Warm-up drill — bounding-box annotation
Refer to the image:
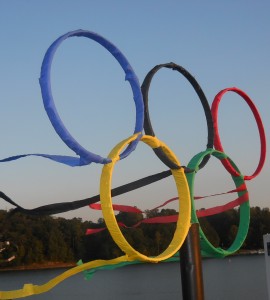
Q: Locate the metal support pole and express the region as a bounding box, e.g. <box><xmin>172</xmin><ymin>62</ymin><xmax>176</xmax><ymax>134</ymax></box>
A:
<box><xmin>180</xmin><ymin>223</ymin><xmax>204</xmax><ymax>300</ymax></box>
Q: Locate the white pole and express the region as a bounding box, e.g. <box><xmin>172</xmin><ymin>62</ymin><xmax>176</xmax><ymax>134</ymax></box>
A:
<box><xmin>263</xmin><ymin>234</ymin><xmax>270</xmax><ymax>299</ymax></box>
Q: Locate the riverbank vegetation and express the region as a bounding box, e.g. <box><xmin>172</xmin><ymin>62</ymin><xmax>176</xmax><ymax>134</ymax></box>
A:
<box><xmin>0</xmin><ymin>206</ymin><xmax>269</xmax><ymax>268</ymax></box>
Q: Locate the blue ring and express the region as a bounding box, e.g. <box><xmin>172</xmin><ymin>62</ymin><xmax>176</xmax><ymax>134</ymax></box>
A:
<box><xmin>39</xmin><ymin>29</ymin><xmax>144</xmax><ymax>164</ymax></box>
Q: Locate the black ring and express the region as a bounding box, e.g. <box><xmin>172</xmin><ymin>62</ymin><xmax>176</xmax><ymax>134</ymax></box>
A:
<box><xmin>141</xmin><ymin>62</ymin><xmax>214</xmax><ymax>170</ymax></box>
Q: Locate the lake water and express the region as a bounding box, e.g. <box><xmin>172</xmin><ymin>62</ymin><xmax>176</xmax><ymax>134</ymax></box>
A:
<box><xmin>0</xmin><ymin>254</ymin><xmax>268</xmax><ymax>300</ymax></box>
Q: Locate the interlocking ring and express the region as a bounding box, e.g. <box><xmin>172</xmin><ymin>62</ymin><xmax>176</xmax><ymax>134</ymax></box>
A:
<box><xmin>186</xmin><ymin>148</ymin><xmax>250</xmax><ymax>257</ymax></box>
<box><xmin>211</xmin><ymin>87</ymin><xmax>266</xmax><ymax>180</ymax></box>
<box><xmin>141</xmin><ymin>62</ymin><xmax>214</xmax><ymax>170</ymax></box>
<box><xmin>39</xmin><ymin>29</ymin><xmax>144</xmax><ymax>165</ymax></box>
<box><xmin>100</xmin><ymin>134</ymin><xmax>191</xmax><ymax>262</ymax></box>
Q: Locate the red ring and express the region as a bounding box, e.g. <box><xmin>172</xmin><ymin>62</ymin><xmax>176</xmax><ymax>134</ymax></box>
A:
<box><xmin>211</xmin><ymin>87</ymin><xmax>266</xmax><ymax>180</ymax></box>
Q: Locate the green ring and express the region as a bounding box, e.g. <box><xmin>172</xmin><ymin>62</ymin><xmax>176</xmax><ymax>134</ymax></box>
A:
<box><xmin>186</xmin><ymin>148</ymin><xmax>250</xmax><ymax>258</ymax></box>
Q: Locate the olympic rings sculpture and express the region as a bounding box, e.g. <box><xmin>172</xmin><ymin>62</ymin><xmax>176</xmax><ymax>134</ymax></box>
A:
<box><xmin>0</xmin><ymin>29</ymin><xmax>267</xmax><ymax>299</ymax></box>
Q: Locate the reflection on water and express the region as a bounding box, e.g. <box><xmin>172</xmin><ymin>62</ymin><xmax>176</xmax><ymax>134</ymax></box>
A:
<box><xmin>0</xmin><ymin>254</ymin><xmax>268</xmax><ymax>300</ymax></box>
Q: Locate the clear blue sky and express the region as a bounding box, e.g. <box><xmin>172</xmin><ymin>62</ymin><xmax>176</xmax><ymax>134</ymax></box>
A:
<box><xmin>0</xmin><ymin>1</ymin><xmax>269</xmax><ymax>222</ymax></box>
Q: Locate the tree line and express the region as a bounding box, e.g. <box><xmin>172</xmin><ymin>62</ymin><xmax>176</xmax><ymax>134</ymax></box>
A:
<box><xmin>0</xmin><ymin>206</ymin><xmax>269</xmax><ymax>267</ymax></box>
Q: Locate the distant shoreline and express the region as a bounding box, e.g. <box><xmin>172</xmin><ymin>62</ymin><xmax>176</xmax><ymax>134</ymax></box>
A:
<box><xmin>235</xmin><ymin>249</ymin><xmax>264</xmax><ymax>256</ymax></box>
<box><xmin>0</xmin><ymin>249</ymin><xmax>264</xmax><ymax>272</ymax></box>
<box><xmin>0</xmin><ymin>261</ymin><xmax>77</xmax><ymax>272</ymax></box>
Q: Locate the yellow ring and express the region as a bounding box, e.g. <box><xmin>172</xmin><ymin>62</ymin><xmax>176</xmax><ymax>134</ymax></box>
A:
<box><xmin>100</xmin><ymin>134</ymin><xmax>191</xmax><ymax>263</ymax></box>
